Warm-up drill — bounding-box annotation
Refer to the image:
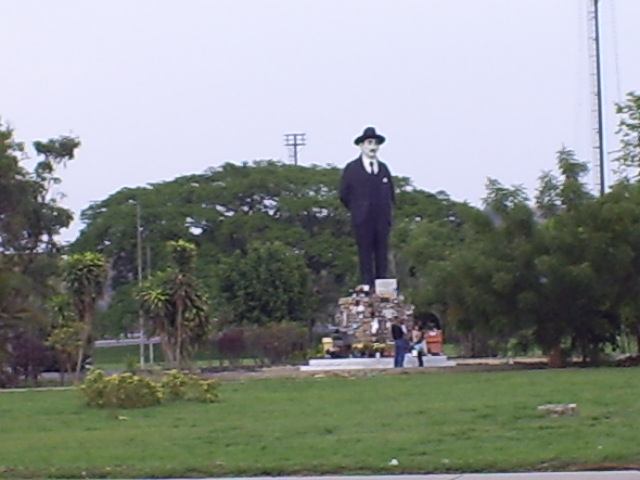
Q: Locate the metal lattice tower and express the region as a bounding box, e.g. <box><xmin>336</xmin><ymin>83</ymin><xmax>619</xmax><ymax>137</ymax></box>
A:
<box><xmin>587</xmin><ymin>0</ymin><xmax>606</xmax><ymax>195</ymax></box>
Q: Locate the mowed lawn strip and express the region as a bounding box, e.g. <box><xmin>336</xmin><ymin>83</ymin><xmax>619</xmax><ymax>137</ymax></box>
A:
<box><xmin>1</xmin><ymin>368</ymin><xmax>639</xmax><ymax>478</ymax></box>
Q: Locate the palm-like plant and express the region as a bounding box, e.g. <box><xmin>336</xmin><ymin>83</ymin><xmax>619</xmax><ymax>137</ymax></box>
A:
<box><xmin>170</xmin><ymin>240</ymin><xmax>195</xmax><ymax>367</ymax></box>
<box><xmin>137</xmin><ymin>240</ymin><xmax>210</xmax><ymax>368</ymax></box>
<box><xmin>45</xmin><ymin>294</ymin><xmax>81</xmax><ymax>384</ymax></box>
<box><xmin>62</xmin><ymin>252</ymin><xmax>107</xmax><ymax>379</ymax></box>
<box><xmin>138</xmin><ymin>280</ymin><xmax>174</xmax><ymax>363</ymax></box>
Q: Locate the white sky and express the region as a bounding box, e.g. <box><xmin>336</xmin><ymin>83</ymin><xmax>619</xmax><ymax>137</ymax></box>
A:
<box><xmin>3</xmin><ymin>0</ymin><xmax>639</xmax><ymax>241</ymax></box>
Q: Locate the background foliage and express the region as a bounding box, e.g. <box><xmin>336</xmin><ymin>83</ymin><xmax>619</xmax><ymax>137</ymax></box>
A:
<box><xmin>3</xmin><ymin>91</ymin><xmax>640</xmax><ymax>377</ymax></box>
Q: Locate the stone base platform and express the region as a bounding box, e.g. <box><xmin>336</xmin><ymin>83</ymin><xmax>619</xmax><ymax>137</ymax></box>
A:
<box><xmin>300</xmin><ymin>354</ymin><xmax>456</xmax><ymax>371</ymax></box>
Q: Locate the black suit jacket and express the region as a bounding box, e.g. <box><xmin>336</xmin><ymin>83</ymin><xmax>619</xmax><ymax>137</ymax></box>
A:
<box><xmin>339</xmin><ymin>156</ymin><xmax>395</xmax><ymax>226</ymax></box>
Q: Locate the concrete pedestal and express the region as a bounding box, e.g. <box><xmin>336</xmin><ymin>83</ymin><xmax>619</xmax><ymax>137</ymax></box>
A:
<box><xmin>300</xmin><ymin>354</ymin><xmax>456</xmax><ymax>371</ymax></box>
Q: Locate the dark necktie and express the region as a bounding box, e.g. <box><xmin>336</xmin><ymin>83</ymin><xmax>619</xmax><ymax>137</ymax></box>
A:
<box><xmin>369</xmin><ymin>161</ymin><xmax>375</xmax><ymax>174</ymax></box>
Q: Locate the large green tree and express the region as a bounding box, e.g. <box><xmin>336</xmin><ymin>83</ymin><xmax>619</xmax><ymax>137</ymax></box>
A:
<box><xmin>0</xmin><ymin>122</ymin><xmax>79</xmax><ymax>258</ymax></box>
<box><xmin>73</xmin><ymin>160</ymin><xmax>456</xmax><ymax>335</ymax></box>
<box><xmin>0</xmin><ymin>119</ymin><xmax>80</xmax><ymax>378</ymax></box>
<box><xmin>609</xmin><ymin>91</ymin><xmax>640</xmax><ymax>351</ymax></box>
<box><xmin>613</xmin><ymin>91</ymin><xmax>640</xmax><ymax>178</ymax></box>
<box><xmin>396</xmin><ymin>147</ymin><xmax>628</xmax><ymax>364</ymax></box>
<box><xmin>595</xmin><ymin>181</ymin><xmax>640</xmax><ymax>353</ymax></box>
<box><xmin>393</xmin><ymin>179</ymin><xmax>534</xmax><ymax>356</ymax></box>
<box><xmin>218</xmin><ymin>241</ymin><xmax>311</xmax><ymax>327</ymax></box>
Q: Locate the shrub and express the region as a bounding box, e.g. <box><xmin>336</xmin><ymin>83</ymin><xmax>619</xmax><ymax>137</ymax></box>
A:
<box><xmin>215</xmin><ymin>327</ymin><xmax>246</xmax><ymax>364</ymax></box>
<box><xmin>8</xmin><ymin>331</ymin><xmax>52</xmax><ymax>381</ymax></box>
<box><xmin>213</xmin><ymin>323</ymin><xmax>310</xmax><ymax>366</ymax></box>
<box><xmin>256</xmin><ymin>322</ymin><xmax>309</xmax><ymax>364</ymax></box>
<box><xmin>0</xmin><ymin>369</ymin><xmax>18</xmax><ymax>388</ymax></box>
<box><xmin>79</xmin><ymin>369</ymin><xmax>219</xmax><ymax>409</ymax></box>
<box><xmin>80</xmin><ymin>369</ymin><xmax>162</xmax><ymax>409</ymax></box>
<box><xmin>160</xmin><ymin>369</ymin><xmax>219</xmax><ymax>403</ymax></box>
<box><xmin>45</xmin><ymin>325</ymin><xmax>81</xmax><ymax>375</ymax></box>
<box><xmin>123</xmin><ymin>355</ymin><xmax>138</xmax><ymax>374</ymax></box>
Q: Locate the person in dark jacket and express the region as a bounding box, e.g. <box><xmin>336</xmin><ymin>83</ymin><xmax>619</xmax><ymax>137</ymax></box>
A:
<box><xmin>391</xmin><ymin>316</ymin><xmax>407</xmax><ymax>368</ymax></box>
<box><xmin>339</xmin><ymin>126</ymin><xmax>395</xmax><ymax>288</ymax></box>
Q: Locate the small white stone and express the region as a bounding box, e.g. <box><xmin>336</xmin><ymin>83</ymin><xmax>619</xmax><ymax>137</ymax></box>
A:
<box><xmin>389</xmin><ymin>458</ymin><xmax>399</xmax><ymax>466</ymax></box>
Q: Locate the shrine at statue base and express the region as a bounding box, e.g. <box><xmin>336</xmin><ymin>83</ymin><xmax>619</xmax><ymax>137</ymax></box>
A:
<box><xmin>300</xmin><ymin>280</ymin><xmax>456</xmax><ymax>371</ymax></box>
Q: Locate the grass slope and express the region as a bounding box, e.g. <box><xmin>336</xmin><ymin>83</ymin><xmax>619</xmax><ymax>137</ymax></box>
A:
<box><xmin>1</xmin><ymin>368</ymin><xmax>639</xmax><ymax>478</ymax></box>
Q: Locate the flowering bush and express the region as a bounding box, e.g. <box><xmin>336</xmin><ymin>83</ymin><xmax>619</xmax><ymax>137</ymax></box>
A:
<box><xmin>80</xmin><ymin>369</ymin><xmax>163</xmax><ymax>409</ymax></box>
<box><xmin>350</xmin><ymin>342</ymin><xmax>389</xmax><ymax>357</ymax></box>
<box><xmin>79</xmin><ymin>368</ymin><xmax>219</xmax><ymax>409</ymax></box>
<box><xmin>160</xmin><ymin>369</ymin><xmax>219</xmax><ymax>403</ymax></box>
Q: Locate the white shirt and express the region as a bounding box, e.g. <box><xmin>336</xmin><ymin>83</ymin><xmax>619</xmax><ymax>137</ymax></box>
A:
<box><xmin>361</xmin><ymin>156</ymin><xmax>379</xmax><ymax>174</ymax></box>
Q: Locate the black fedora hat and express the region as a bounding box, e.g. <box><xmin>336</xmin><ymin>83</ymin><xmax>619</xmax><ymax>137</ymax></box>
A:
<box><xmin>354</xmin><ymin>126</ymin><xmax>386</xmax><ymax>146</ymax></box>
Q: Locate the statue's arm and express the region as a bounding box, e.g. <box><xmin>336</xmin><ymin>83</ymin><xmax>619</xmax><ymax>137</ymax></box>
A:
<box><xmin>339</xmin><ymin>166</ymin><xmax>351</xmax><ymax>209</ymax></box>
<box><xmin>383</xmin><ymin>163</ymin><xmax>396</xmax><ymax>206</ymax></box>
<box><xmin>390</xmin><ymin>173</ymin><xmax>396</xmax><ymax>206</ymax></box>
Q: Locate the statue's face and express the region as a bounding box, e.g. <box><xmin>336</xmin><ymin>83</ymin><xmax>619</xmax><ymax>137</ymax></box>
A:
<box><xmin>359</xmin><ymin>138</ymin><xmax>379</xmax><ymax>159</ymax></box>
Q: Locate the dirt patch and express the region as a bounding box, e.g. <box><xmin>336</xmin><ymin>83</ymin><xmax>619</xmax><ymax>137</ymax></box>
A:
<box><xmin>199</xmin><ymin>358</ymin><xmax>550</xmax><ymax>381</ymax></box>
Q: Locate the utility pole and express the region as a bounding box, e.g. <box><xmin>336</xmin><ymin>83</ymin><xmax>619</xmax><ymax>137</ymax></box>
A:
<box><xmin>284</xmin><ymin>133</ymin><xmax>306</xmax><ymax>165</ymax></box>
<box><xmin>588</xmin><ymin>0</ymin><xmax>606</xmax><ymax>196</ymax></box>
<box><xmin>145</xmin><ymin>243</ymin><xmax>154</xmax><ymax>365</ymax></box>
<box><xmin>135</xmin><ymin>201</ymin><xmax>145</xmax><ymax>369</ymax></box>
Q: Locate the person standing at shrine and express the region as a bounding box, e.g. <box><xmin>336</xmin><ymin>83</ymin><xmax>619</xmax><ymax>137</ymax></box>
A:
<box><xmin>391</xmin><ymin>316</ymin><xmax>407</xmax><ymax>368</ymax></box>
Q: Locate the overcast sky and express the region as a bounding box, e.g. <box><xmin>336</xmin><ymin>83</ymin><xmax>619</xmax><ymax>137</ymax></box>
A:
<box><xmin>3</xmin><ymin>0</ymin><xmax>639</xmax><ymax>241</ymax></box>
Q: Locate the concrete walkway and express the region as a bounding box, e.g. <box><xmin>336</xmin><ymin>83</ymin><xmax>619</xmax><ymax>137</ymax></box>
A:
<box><xmin>188</xmin><ymin>474</ymin><xmax>640</xmax><ymax>480</ymax></box>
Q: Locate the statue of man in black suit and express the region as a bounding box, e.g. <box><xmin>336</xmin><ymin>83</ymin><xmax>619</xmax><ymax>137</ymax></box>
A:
<box><xmin>339</xmin><ymin>126</ymin><xmax>395</xmax><ymax>288</ymax></box>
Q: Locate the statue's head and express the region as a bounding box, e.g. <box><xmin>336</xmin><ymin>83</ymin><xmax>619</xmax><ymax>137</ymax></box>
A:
<box><xmin>354</xmin><ymin>126</ymin><xmax>385</xmax><ymax>160</ymax></box>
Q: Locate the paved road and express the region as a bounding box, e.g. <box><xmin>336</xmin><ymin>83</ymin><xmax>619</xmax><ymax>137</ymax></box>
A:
<box><xmin>183</xmin><ymin>474</ymin><xmax>640</xmax><ymax>480</ymax></box>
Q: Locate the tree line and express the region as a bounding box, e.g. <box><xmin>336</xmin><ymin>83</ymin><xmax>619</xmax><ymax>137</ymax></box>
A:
<box><xmin>2</xmin><ymin>92</ymin><xmax>640</xmax><ymax>381</ymax></box>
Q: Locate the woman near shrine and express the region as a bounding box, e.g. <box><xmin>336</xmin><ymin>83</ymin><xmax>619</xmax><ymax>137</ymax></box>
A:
<box><xmin>411</xmin><ymin>324</ymin><xmax>425</xmax><ymax>367</ymax></box>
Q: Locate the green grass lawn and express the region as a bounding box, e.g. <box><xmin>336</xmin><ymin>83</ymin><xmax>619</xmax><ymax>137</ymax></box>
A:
<box><xmin>1</xmin><ymin>367</ymin><xmax>639</xmax><ymax>478</ymax></box>
<box><xmin>92</xmin><ymin>344</ymin><xmax>163</xmax><ymax>371</ymax></box>
<box><xmin>91</xmin><ymin>344</ymin><xmax>257</xmax><ymax>372</ymax></box>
